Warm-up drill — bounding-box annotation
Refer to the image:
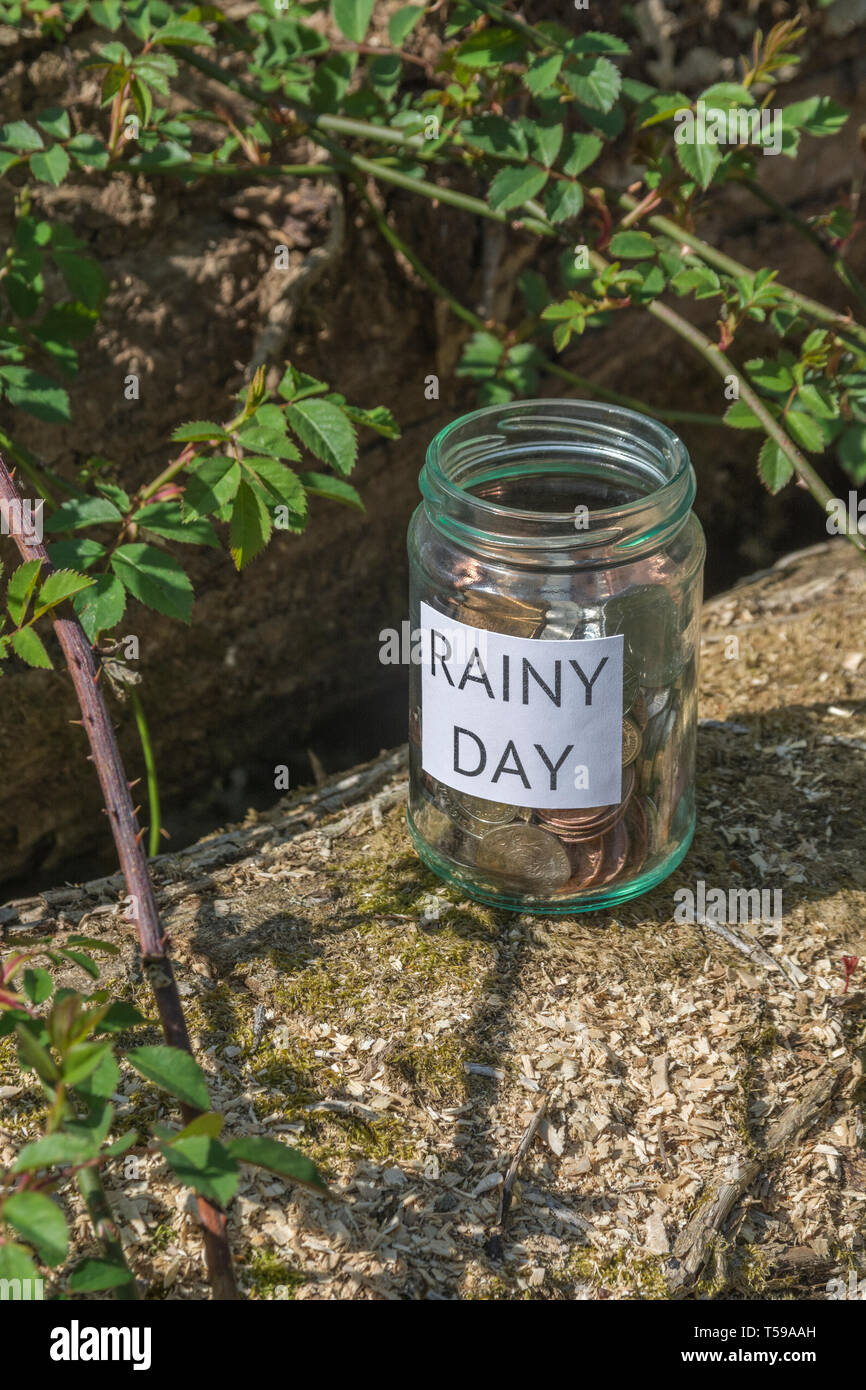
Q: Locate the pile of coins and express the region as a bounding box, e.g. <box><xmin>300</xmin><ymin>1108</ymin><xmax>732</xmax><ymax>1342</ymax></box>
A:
<box><xmin>411</xmin><ymin>583</ymin><xmax>695</xmax><ymax>901</ymax></box>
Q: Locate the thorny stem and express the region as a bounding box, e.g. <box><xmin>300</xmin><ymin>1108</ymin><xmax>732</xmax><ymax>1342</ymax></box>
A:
<box><xmin>0</xmin><ymin>451</ymin><xmax>239</xmax><ymax>1300</ymax></box>
<box><xmin>739</xmin><ymin>178</ymin><xmax>866</xmax><ymax>314</ymax></box>
<box><xmin>129</xmin><ymin>687</ymin><xmax>162</xmax><ymax>859</ymax></box>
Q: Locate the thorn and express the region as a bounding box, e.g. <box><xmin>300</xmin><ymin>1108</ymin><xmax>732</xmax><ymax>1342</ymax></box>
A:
<box><xmin>68</xmin><ymin>719</ymin><xmax>84</xmax><ymax>726</ymax></box>
<box><xmin>128</xmin><ymin>778</ymin><xmax>142</xmax><ymax>790</ymax></box>
<box><xmin>92</xmin><ymin>666</ymin><xmax>103</xmax><ymax>683</ymax></box>
<box><xmin>132</xmin><ymin>804</ymin><xmax>142</xmax><ymax>817</ymax></box>
<box><xmin>159</xmin><ymin>827</ymin><xmax>171</xmax><ymax>840</ymax></box>
<box><xmin>134</xmin><ymin>827</ymin><xmax>146</xmax><ymax>844</ymax></box>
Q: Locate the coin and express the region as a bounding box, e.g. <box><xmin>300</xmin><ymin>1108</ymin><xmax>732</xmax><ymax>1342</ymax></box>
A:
<box><xmin>458</xmin><ymin>589</ymin><xmax>545</xmax><ymax>637</ymax></box>
<box><xmin>622</xmin><ymin>658</ymin><xmax>639</xmax><ymax>713</ymax></box>
<box><xmin>625</xmin><ymin>796</ymin><xmax>648</xmax><ymax>874</ymax></box>
<box><xmin>442</xmin><ymin>787</ymin><xmax>517</xmax><ymax>835</ymax></box>
<box><xmin>412</xmin><ymin>798</ymin><xmax>453</xmax><ymax>850</ymax></box>
<box><xmin>537</xmin><ymin>600</ymin><xmax>582</xmax><ymax>640</ymax></box>
<box><xmin>595</xmin><ymin>817</ymin><xmax>630</xmax><ymax>886</ymax></box>
<box><xmin>563</xmin><ymin>834</ymin><xmax>606</xmax><ymax>890</ymax></box>
<box><xmin>622</xmin><ymin>716</ymin><xmax>642</xmax><ymax>768</ymax></box>
<box><xmin>476</xmin><ymin>824</ymin><xmax>572</xmax><ymax>892</ymax></box>
<box><xmin>535</xmin><ymin>766</ymin><xmax>635</xmax><ymax>842</ymax></box>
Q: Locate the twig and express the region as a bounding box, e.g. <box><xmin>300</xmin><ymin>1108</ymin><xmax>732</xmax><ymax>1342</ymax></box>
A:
<box><xmin>694</xmin><ymin>911</ymin><xmax>799</xmax><ymax>987</ymax></box>
<box><xmin>495</xmin><ymin>1091</ymin><xmax>549</xmax><ymax>1227</ymax></box>
<box><xmin>0</xmin><ymin>452</ymin><xmax>239</xmax><ymax>1301</ymax></box>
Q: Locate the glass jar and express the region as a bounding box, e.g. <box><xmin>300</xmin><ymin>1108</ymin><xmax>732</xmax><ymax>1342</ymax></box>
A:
<box><xmin>407</xmin><ymin>399</ymin><xmax>705</xmax><ymax>914</ymax></box>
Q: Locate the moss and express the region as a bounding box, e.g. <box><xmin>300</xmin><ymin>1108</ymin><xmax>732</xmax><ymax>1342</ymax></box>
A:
<box><xmin>244</xmin><ymin>1249</ymin><xmax>306</xmax><ymax>1301</ymax></box>
<box><xmin>561</xmin><ymin>1246</ymin><xmax>671</xmax><ymax>1300</ymax></box>
<box><xmin>388</xmin><ymin>1035</ymin><xmax>467</xmax><ymax>1105</ymax></box>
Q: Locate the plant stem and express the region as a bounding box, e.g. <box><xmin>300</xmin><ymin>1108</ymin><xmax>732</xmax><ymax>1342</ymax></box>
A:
<box><xmin>617</xmin><ymin>192</ymin><xmax>866</xmax><ymax>352</ymax></box>
<box><xmin>129</xmin><ymin>688</ymin><xmax>162</xmax><ymax>859</ymax></box>
<box><xmin>0</xmin><ymin>451</ymin><xmax>239</xmax><ymax>1300</ymax></box>
<box><xmin>0</xmin><ymin>431</ymin><xmax>62</xmax><ymax>509</ymax></box>
<box><xmin>76</xmin><ymin>1164</ymin><xmax>139</xmax><ymax>1299</ymax></box>
<box><xmin>739</xmin><ymin>177</ymin><xmax>866</xmax><ymax>314</ymax></box>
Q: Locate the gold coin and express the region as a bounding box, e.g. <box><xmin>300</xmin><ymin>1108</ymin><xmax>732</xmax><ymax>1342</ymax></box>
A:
<box><xmin>622</xmin><ymin>716</ymin><xmax>642</xmax><ymax>768</ymax></box>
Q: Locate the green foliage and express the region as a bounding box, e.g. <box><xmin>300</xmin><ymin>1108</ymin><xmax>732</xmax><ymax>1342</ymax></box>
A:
<box><xmin>0</xmin><ymin>937</ymin><xmax>327</xmax><ymax>1297</ymax></box>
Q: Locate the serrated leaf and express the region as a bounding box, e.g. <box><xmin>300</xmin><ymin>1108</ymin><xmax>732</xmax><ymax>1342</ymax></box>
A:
<box><xmin>33</xmin><ymin>569</ymin><xmax>95</xmax><ymax>619</ymax></box>
<box><xmin>133</xmin><ymin>502</ymin><xmax>220</xmax><ymax>547</ymax></box>
<box><xmin>561</xmin><ymin>56</ymin><xmax>621</xmax><ymax>113</ymax></box>
<box><xmin>4</xmin><ymin>1191</ymin><xmax>68</xmax><ymax>1267</ymax></box>
<box><xmin>13</xmin><ymin>1130</ymin><xmax>102</xmax><ymax>1173</ymax></box>
<box><xmin>22</xmin><ymin>967</ymin><xmax>53</xmax><ymax>1006</ymax></box>
<box><xmin>0</xmin><ymin>121</ymin><xmax>43</xmax><ymax>152</ymax></box>
<box><xmin>299</xmin><ymin>471</ymin><xmax>364</xmax><ymax>511</ymax></box>
<box><xmin>758</xmin><ymin>437</ymin><xmax>794</xmax><ymax>493</ymax></box>
<box><xmin>0</xmin><ymin>366</ymin><xmax>70</xmax><ymax>423</ymax></box>
<box><xmin>523</xmin><ymin>52</ymin><xmax>563</xmax><ymax>96</ymax></box>
<box><xmin>487</xmin><ymin>163</ymin><xmax>549</xmax><ymax>212</ymax></box>
<box><xmin>170</xmin><ymin>419</ymin><xmax>229</xmax><ymax>443</ymax></box>
<box><xmin>51</xmin><ymin>250</ymin><xmax>108</xmax><ymax>310</ymax></box>
<box><xmin>58</xmin><ymin>948</ymin><xmax>100</xmax><ymax>979</ymax></box>
<box><xmin>566</xmin><ymin>32</ymin><xmax>629</xmax><ymax>55</ymax></box>
<box><xmin>183</xmin><ymin>455</ymin><xmax>241</xmax><ymax>521</ymax></box>
<box><xmin>73</xmin><ymin>574</ymin><xmax>126</xmax><ymax>641</ymax></box>
<box><xmin>37</xmin><ymin>108</ymin><xmax>71</xmax><ymax>139</ymax></box>
<box><xmin>332</xmin><ymin>0</ymin><xmax>375</xmax><ymax>42</ymax></box>
<box><xmin>455</xmin><ymin>26</ymin><xmax>524</xmax><ymax>69</ymax></box>
<box><xmin>544</xmin><ymin>179</ymin><xmax>583</xmax><ymax>224</ymax></box>
<box><xmin>126</xmin><ymin>1044</ymin><xmax>211</xmax><ymax>1110</ymax></box>
<box><xmin>159</xmin><ymin>1135</ymin><xmax>239</xmax><ymax>1206</ymax></box>
<box><xmin>73</xmin><ymin>1047</ymin><xmax>120</xmax><ymax>1099</ymax></box>
<box><xmin>6</xmin><ymin>559</ymin><xmax>43</xmax><ymax>625</ymax></box>
<box><xmin>675</xmin><ymin>133</ymin><xmax>721</xmax><ymax>189</ymax></box>
<box><xmin>68</xmin><ymin>1257</ymin><xmax>135</xmax><ymax>1292</ymax></box>
<box><xmin>95</xmin><ymin>1000</ymin><xmax>147</xmax><ymax>1033</ymax></box>
<box><xmin>111</xmin><ymin>544</ymin><xmax>193</xmax><ymax>622</ymax></box>
<box><xmin>560</xmin><ymin>131</ymin><xmax>602</xmax><ymax>177</ymax></box>
<box><xmin>460</xmin><ymin>115</ymin><xmax>527</xmax><ymax>159</ymax></box>
<box><xmin>44</xmin><ymin>496</ymin><xmax>122</xmax><ymax>533</ymax></box>
<box><xmin>15</xmin><ymin>1022</ymin><xmax>60</xmax><ymax>1082</ymax></box>
<box><xmin>10</xmin><ymin>627</ymin><xmax>52</xmax><ymax>670</ymax></box>
<box><xmin>229</xmin><ymin>478</ymin><xmax>271</xmax><ymax>571</ymax></box>
<box><xmin>608</xmin><ymin>231</ymin><xmax>656</xmax><ymax>259</ymax></box>
<box><xmin>724</xmin><ymin>401</ymin><xmax>765</xmax><ymax>430</ymax></box>
<box><xmin>151</xmin><ymin>17</ymin><xmax>215</xmax><ymax>46</ymax></box>
<box><xmin>785</xmin><ymin>410</ymin><xmax>825</xmax><ymax>453</ymax></box>
<box><xmin>67</xmin><ymin>132</ymin><xmax>110</xmax><ymax>169</ymax></box>
<box><xmin>782</xmin><ymin>96</ymin><xmax>848</xmax><ymax>137</ymax></box>
<box><xmin>285</xmin><ymin>399</ymin><xmax>357</xmax><ymax>475</ymax></box>
<box><xmin>388</xmin><ymin>4</ymin><xmax>423</xmax><ymax>46</ymax></box>
<box><xmin>244</xmin><ymin>459</ymin><xmax>307</xmax><ymax>513</ymax></box>
<box><xmin>226</xmin><ymin>1134</ymin><xmax>327</xmax><ymax>1192</ymax></box>
<box><xmin>30</xmin><ymin>144</ymin><xmax>70</xmax><ymax>186</ymax></box>
<box><xmin>62</xmin><ymin>1041</ymin><xmax>112</xmax><ymax>1087</ymax></box>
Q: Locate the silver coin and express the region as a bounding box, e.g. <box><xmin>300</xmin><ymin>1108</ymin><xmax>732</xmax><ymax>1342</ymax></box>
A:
<box><xmin>476</xmin><ymin>824</ymin><xmax>572</xmax><ymax>892</ymax></box>
<box><xmin>443</xmin><ymin>787</ymin><xmax>517</xmax><ymax>835</ymax></box>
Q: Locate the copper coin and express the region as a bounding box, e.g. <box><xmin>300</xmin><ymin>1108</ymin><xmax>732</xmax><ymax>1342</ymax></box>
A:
<box><xmin>536</xmin><ymin>766</ymin><xmax>636</xmax><ymax>841</ymax></box>
<box><xmin>622</xmin><ymin>716</ymin><xmax>642</xmax><ymax>768</ymax></box>
<box><xmin>562</xmin><ymin>834</ymin><xmax>607</xmax><ymax>890</ymax></box>
<box><xmin>595</xmin><ymin>817</ymin><xmax>631</xmax><ymax>886</ymax></box>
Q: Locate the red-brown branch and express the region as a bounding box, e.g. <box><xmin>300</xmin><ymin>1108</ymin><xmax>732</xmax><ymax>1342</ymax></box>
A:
<box><xmin>0</xmin><ymin>453</ymin><xmax>238</xmax><ymax>1300</ymax></box>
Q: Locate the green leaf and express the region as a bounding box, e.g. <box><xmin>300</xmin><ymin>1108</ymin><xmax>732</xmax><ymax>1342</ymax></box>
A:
<box><xmin>6</xmin><ymin>559</ymin><xmax>43</xmax><ymax>625</ymax></box>
<box><xmin>30</xmin><ymin>144</ymin><xmax>71</xmax><ymax>186</ymax></box>
<box><xmin>183</xmin><ymin>455</ymin><xmax>241</xmax><ymax>520</ymax></box>
<box><xmin>561</xmin><ymin>56</ymin><xmax>622</xmax><ymax>113</ymax></box>
<box><xmin>0</xmin><ymin>121</ymin><xmax>43</xmax><ymax>152</ymax></box>
<box><xmin>566</xmin><ymin>32</ymin><xmax>629</xmax><ymax>55</ymax></box>
<box><xmin>743</xmin><ymin>356</ymin><xmax>794</xmax><ymax>393</ymax></box>
<box><xmin>285</xmin><ymin>399</ymin><xmax>358</xmax><ymax>475</ymax></box>
<box><xmin>460</xmin><ymin>115</ymin><xmax>527</xmax><ymax>159</ymax></box>
<box><xmin>4</xmin><ymin>1192</ymin><xmax>67</xmax><ymax>1267</ymax></box>
<box><xmin>544</xmin><ymin>179</ymin><xmax>583</xmax><ymax>224</ymax></box>
<box><xmin>73</xmin><ymin>573</ymin><xmax>126</xmax><ymax>641</ymax></box>
<box><xmin>797</xmin><ymin>383</ymin><xmax>839</xmax><ymax>420</ymax></box>
<box><xmin>635</xmin><ymin>90</ymin><xmax>691</xmax><ymax>128</ymax></box>
<box><xmin>51</xmin><ymin>250</ymin><xmax>108</xmax><ymax>309</ymax></box>
<box><xmin>758</xmin><ymin>437</ymin><xmax>794</xmax><ymax>493</ymax></box>
<box><xmin>37</xmin><ymin>108</ymin><xmax>71</xmax><ymax>139</ymax></box>
<box><xmin>171</xmin><ymin>1112</ymin><xmax>224</xmax><ymax>1141</ymax></box>
<box><xmin>785</xmin><ymin>410</ymin><xmax>824</xmax><ymax>453</ymax></box>
<box><xmin>21</xmin><ymin>967</ymin><xmax>53</xmax><ymax>1006</ymax></box>
<box><xmin>523</xmin><ymin>118</ymin><xmax>563</xmax><ymax>168</ymax></box>
<box><xmin>159</xmin><ymin>1135</ymin><xmax>239</xmax><ymax>1207</ymax></box>
<box><xmin>332</xmin><ymin>0</ymin><xmax>375</xmax><ymax>42</ymax></box>
<box><xmin>388</xmin><ymin>5</ymin><xmax>423</xmax><ymax>46</ymax></box>
<box><xmin>73</xmin><ymin>1047</ymin><xmax>120</xmax><ymax>1099</ymax></box>
<box><xmin>67</xmin><ymin>132</ymin><xmax>110</xmax><ymax>169</ymax></box>
<box><xmin>44</xmin><ymin>496</ymin><xmax>123</xmax><ymax>533</ymax></box>
<box><xmin>95</xmin><ymin>1000</ymin><xmax>147</xmax><ymax>1033</ymax></box>
<box><xmin>699</xmin><ymin>83</ymin><xmax>754</xmax><ymax>109</ymax></box>
<box><xmin>151</xmin><ymin>17</ymin><xmax>215</xmax><ymax>46</ymax></box>
<box><xmin>58</xmin><ymin>948</ymin><xmax>100</xmax><ymax>979</ymax></box>
<box><xmin>111</xmin><ymin>544</ymin><xmax>193</xmax><ymax>622</ymax></box>
<box><xmin>300</xmin><ymin>472</ymin><xmax>364</xmax><ymax>511</ymax></box>
<box><xmin>126</xmin><ymin>1044</ymin><xmax>211</xmax><ymax>1110</ymax></box>
<box><xmin>669</xmin><ymin>265</ymin><xmax>722</xmax><ymax>298</ymax></box>
<box><xmin>608</xmin><ymin>231</ymin><xmax>656</xmax><ymax>259</ymax></box>
<box><xmin>68</xmin><ymin>1258</ymin><xmax>134</xmax><ymax>1292</ymax></box>
<box><xmin>10</xmin><ymin>627</ymin><xmax>52</xmax><ymax>670</ymax></box>
<box><xmin>455</xmin><ymin>26</ymin><xmax>524</xmax><ymax>69</ymax></box>
<box><xmin>229</xmin><ymin>478</ymin><xmax>272</xmax><ymax>571</ymax></box>
<box><xmin>33</xmin><ymin>569</ymin><xmax>95</xmax><ymax>619</ymax></box>
<box><xmin>675</xmin><ymin>135</ymin><xmax>722</xmax><ymax>189</ymax></box>
<box><xmin>839</xmin><ymin>425</ymin><xmax>866</xmax><ymax>484</ymax></box>
<box><xmin>226</xmin><ymin>1134</ymin><xmax>327</xmax><ymax>1192</ymax></box>
<box><xmin>170</xmin><ymin>419</ymin><xmax>229</xmax><ymax>443</ymax></box>
<box><xmin>339</xmin><ymin>403</ymin><xmax>399</xmax><ymax>438</ymax></box>
<box><xmin>63</xmin><ymin>1041</ymin><xmax>113</xmax><ymax>1087</ymax></box>
<box><xmin>560</xmin><ymin>131</ymin><xmax>602</xmax><ymax>177</ymax></box>
<box><xmin>15</xmin><ymin>1023</ymin><xmax>60</xmax><ymax>1083</ymax></box>
<box><xmin>133</xmin><ymin>502</ymin><xmax>220</xmax><ymax>547</ymax></box>
<box><xmin>782</xmin><ymin>96</ymin><xmax>848</xmax><ymax>137</ymax></box>
<box><xmin>0</xmin><ymin>366</ymin><xmax>70</xmax><ymax>423</ymax></box>
<box><xmin>0</xmin><ymin>1242</ymin><xmax>39</xmax><ymax>1285</ymax></box>
<box><xmin>724</xmin><ymin>401</ymin><xmax>766</xmax><ymax>430</ymax></box>
<box><xmin>13</xmin><ymin>1130</ymin><xmax>101</xmax><ymax>1173</ymax></box>
<box><xmin>523</xmin><ymin>52</ymin><xmax>563</xmax><ymax>96</ymax></box>
<box><xmin>487</xmin><ymin>163</ymin><xmax>549</xmax><ymax>212</ymax></box>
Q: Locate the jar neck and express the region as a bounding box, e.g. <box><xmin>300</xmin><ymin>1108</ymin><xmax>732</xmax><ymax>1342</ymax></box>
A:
<box><xmin>420</xmin><ymin>400</ymin><xmax>696</xmax><ymax>567</ymax></box>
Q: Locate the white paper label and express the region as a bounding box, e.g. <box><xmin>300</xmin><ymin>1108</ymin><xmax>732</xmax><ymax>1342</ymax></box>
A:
<box><xmin>420</xmin><ymin>601</ymin><xmax>624</xmax><ymax>810</ymax></box>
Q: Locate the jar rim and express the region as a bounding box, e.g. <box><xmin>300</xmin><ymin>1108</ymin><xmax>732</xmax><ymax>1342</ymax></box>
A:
<box><xmin>420</xmin><ymin>398</ymin><xmax>696</xmax><ymax>561</ymax></box>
